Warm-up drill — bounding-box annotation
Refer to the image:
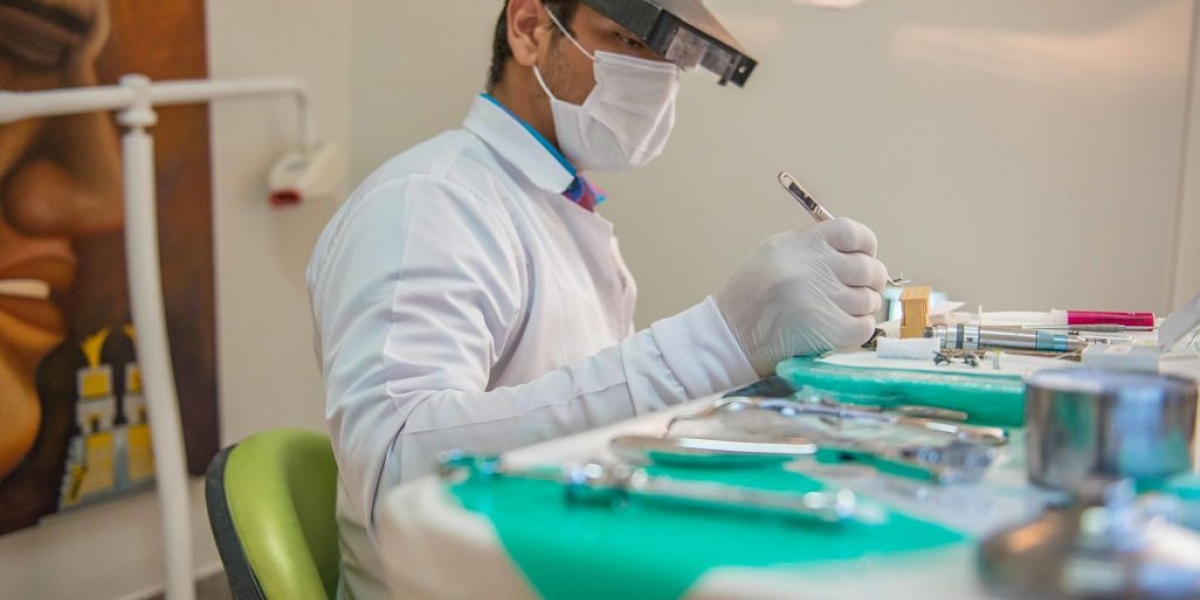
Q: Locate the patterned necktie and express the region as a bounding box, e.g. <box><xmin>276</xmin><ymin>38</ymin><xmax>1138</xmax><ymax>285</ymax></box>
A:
<box><xmin>564</xmin><ymin>175</ymin><xmax>605</xmax><ymax>212</ymax></box>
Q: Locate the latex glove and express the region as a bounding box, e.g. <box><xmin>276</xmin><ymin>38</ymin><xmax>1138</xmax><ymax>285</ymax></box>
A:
<box><xmin>715</xmin><ymin>218</ymin><xmax>888</xmax><ymax>376</ymax></box>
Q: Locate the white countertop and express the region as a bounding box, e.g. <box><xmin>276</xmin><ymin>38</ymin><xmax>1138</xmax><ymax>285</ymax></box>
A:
<box><xmin>375</xmin><ymin>355</ymin><xmax>1200</xmax><ymax>600</ymax></box>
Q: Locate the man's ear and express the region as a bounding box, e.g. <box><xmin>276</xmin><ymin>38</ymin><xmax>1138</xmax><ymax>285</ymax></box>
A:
<box><xmin>507</xmin><ymin>0</ymin><xmax>547</xmax><ymax>68</ymax></box>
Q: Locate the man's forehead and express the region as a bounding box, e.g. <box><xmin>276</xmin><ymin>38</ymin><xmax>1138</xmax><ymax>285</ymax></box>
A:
<box><xmin>576</xmin><ymin>5</ymin><xmax>635</xmax><ymax>35</ymax></box>
<box><xmin>574</xmin><ymin>0</ymin><xmax>757</xmax><ymax>87</ymax></box>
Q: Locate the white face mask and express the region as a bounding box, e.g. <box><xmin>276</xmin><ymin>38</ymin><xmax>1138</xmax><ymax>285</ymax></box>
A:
<box><xmin>534</xmin><ymin>8</ymin><xmax>680</xmax><ymax>172</ymax></box>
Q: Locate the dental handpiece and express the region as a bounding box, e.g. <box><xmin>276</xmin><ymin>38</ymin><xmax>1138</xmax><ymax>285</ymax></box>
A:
<box><xmin>777</xmin><ymin>172</ymin><xmax>910</xmax><ymax>287</ymax></box>
<box><xmin>927</xmin><ymin>325</ymin><xmax>1088</xmax><ymax>354</ymax></box>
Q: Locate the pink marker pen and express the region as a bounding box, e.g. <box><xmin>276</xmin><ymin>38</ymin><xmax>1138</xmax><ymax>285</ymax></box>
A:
<box><xmin>1052</xmin><ymin>309</ymin><xmax>1155</xmax><ymax>329</ymax></box>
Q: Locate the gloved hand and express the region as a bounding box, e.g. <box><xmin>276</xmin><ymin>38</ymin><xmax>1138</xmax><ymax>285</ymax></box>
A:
<box><xmin>714</xmin><ymin>218</ymin><xmax>889</xmax><ymax>376</ymax></box>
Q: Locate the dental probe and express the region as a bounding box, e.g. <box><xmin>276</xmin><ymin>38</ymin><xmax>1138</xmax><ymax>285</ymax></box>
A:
<box><xmin>779</xmin><ymin>172</ymin><xmax>834</xmax><ymax>222</ymax></box>
<box><xmin>777</xmin><ymin>172</ymin><xmax>910</xmax><ymax>286</ymax></box>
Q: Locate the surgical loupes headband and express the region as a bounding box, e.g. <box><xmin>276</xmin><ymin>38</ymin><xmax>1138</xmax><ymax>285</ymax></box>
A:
<box><xmin>577</xmin><ymin>0</ymin><xmax>757</xmax><ymax>87</ymax></box>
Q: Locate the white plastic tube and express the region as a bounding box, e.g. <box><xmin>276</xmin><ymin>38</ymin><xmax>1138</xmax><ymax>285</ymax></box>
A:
<box><xmin>876</xmin><ymin>337</ymin><xmax>942</xmax><ymax>360</ymax></box>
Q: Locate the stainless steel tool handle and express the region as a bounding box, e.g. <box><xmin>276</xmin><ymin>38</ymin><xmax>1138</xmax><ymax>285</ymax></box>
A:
<box><xmin>744</xmin><ymin>398</ymin><xmax>1009</xmax><ymax>446</ymax></box>
<box><xmin>822</xmin><ymin>438</ymin><xmax>996</xmax><ymax>484</ymax></box>
<box><xmin>566</xmin><ymin>462</ymin><xmax>858</xmax><ymax>524</ymax></box>
<box><xmin>633</xmin><ymin>476</ymin><xmax>857</xmax><ymax>524</ymax></box>
<box><xmin>609</xmin><ymin>435</ymin><xmax>817</xmax><ymax>464</ymax></box>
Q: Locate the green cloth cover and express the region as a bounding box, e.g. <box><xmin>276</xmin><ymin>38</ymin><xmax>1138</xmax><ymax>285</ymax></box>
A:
<box><xmin>777</xmin><ymin>357</ymin><xmax>1026</xmax><ymax>427</ymax></box>
<box><xmin>450</xmin><ymin>463</ymin><xmax>967</xmax><ymax>600</ymax></box>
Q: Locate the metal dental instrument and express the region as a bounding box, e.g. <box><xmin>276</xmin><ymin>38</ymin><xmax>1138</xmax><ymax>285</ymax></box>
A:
<box><xmin>667</xmin><ymin>394</ymin><xmax>993</xmax><ymax>441</ymax></box>
<box><xmin>788</xmin><ymin>384</ymin><xmax>971</xmax><ymax>423</ymax></box>
<box><xmin>718</xmin><ymin>396</ymin><xmax>1009</xmax><ymax>447</ymax></box>
<box><xmin>439</xmin><ymin>451</ymin><xmax>859</xmax><ymax>525</ymax></box>
<box><xmin>664</xmin><ymin>395</ymin><xmax>742</xmax><ymax>435</ymax></box>
<box><xmin>609</xmin><ymin>434</ymin><xmax>994</xmax><ymax>484</ymax></box>
<box><xmin>779</xmin><ymin>172</ymin><xmax>834</xmax><ymax>222</ymax></box>
<box><xmin>807</xmin><ymin>391</ymin><xmax>970</xmax><ymax>423</ymax></box>
<box><xmin>778</xmin><ymin>172</ymin><xmax>910</xmax><ymax>287</ymax></box>
<box><xmin>818</xmin><ymin>438</ymin><xmax>995</xmax><ymax>485</ymax></box>
<box><xmin>610</xmin><ymin>435</ymin><xmax>818</xmax><ymax>466</ymax></box>
<box><xmin>893</xmin><ymin>405</ymin><xmax>970</xmax><ymax>422</ymax></box>
<box><xmin>660</xmin><ymin>395</ymin><xmax>1002</xmax><ymax>483</ymax></box>
<box><xmin>564</xmin><ymin>462</ymin><xmax>859</xmax><ymax>524</ymax></box>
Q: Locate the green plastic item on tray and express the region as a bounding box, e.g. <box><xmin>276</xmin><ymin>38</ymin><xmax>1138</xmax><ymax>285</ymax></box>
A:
<box><xmin>450</xmin><ymin>463</ymin><xmax>967</xmax><ymax>600</ymax></box>
<box><xmin>776</xmin><ymin>358</ymin><xmax>1026</xmax><ymax>428</ymax></box>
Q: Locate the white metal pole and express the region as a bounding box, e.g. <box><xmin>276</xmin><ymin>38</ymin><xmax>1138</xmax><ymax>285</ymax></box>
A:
<box><xmin>0</xmin><ymin>76</ymin><xmax>324</xmax><ymax>600</ymax></box>
<box><xmin>150</xmin><ymin>78</ymin><xmax>317</xmax><ymax>151</ymax></box>
<box><xmin>0</xmin><ymin>77</ymin><xmax>317</xmax><ymax>152</ymax></box>
<box><xmin>0</xmin><ymin>86</ymin><xmax>134</xmax><ymax>123</ymax></box>
<box><xmin>117</xmin><ymin>75</ymin><xmax>195</xmax><ymax>600</ymax></box>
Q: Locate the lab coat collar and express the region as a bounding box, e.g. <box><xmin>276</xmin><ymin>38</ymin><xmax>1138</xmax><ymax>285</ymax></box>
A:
<box><xmin>464</xmin><ymin>94</ymin><xmax>577</xmax><ymax>196</ymax></box>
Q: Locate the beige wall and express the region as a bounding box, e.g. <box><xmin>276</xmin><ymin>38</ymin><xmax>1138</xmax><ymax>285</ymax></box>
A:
<box><xmin>1175</xmin><ymin>2</ymin><xmax>1200</xmax><ymax>311</ymax></box>
<box><xmin>600</xmin><ymin>0</ymin><xmax>1193</xmax><ymax>325</ymax></box>
<box><xmin>351</xmin><ymin>0</ymin><xmax>496</xmax><ymax>180</ymax></box>
<box><xmin>353</xmin><ymin>0</ymin><xmax>1196</xmax><ymax>328</ymax></box>
<box><xmin>0</xmin><ymin>1</ymin><xmax>350</xmax><ymax>598</ymax></box>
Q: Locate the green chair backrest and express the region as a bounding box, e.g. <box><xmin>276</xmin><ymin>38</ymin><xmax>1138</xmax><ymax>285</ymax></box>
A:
<box><xmin>206</xmin><ymin>429</ymin><xmax>340</xmax><ymax>600</ymax></box>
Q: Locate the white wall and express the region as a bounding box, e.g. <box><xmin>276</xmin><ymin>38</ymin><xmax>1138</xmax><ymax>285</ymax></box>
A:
<box><xmin>352</xmin><ymin>0</ymin><xmax>1196</xmax><ymax>328</ymax></box>
<box><xmin>351</xmin><ymin>0</ymin><xmax>498</xmax><ymax>180</ymax></box>
<box><xmin>0</xmin><ymin>1</ymin><xmax>351</xmax><ymax>598</ymax></box>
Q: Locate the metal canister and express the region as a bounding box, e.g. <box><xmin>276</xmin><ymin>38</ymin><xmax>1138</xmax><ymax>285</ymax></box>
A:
<box><xmin>1024</xmin><ymin>369</ymin><xmax>1199</xmax><ymax>492</ymax></box>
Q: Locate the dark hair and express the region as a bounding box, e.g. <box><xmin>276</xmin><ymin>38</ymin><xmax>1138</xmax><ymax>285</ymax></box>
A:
<box><xmin>487</xmin><ymin>0</ymin><xmax>580</xmax><ymax>92</ymax></box>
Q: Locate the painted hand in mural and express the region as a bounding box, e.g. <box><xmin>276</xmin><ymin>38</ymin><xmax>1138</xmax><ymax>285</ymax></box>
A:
<box><xmin>0</xmin><ymin>0</ymin><xmax>123</xmax><ymax>479</ymax></box>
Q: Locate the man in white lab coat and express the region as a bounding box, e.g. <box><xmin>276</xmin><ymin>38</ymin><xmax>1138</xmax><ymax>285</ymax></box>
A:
<box><xmin>306</xmin><ymin>0</ymin><xmax>888</xmax><ymax>597</ymax></box>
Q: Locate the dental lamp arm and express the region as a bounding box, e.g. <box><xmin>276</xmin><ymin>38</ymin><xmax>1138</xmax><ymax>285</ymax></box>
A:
<box><xmin>0</xmin><ymin>77</ymin><xmax>317</xmax><ymax>152</ymax></box>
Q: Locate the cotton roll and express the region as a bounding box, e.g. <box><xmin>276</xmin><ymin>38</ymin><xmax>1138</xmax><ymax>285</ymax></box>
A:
<box><xmin>876</xmin><ymin>337</ymin><xmax>942</xmax><ymax>360</ymax></box>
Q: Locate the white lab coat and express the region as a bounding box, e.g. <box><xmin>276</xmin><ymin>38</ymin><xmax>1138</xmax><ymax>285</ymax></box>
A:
<box><xmin>306</xmin><ymin>96</ymin><xmax>757</xmax><ymax>600</ymax></box>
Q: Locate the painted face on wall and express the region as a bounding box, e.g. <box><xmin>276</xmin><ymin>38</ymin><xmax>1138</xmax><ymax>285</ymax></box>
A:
<box><xmin>0</xmin><ymin>0</ymin><xmax>123</xmax><ymax>478</ymax></box>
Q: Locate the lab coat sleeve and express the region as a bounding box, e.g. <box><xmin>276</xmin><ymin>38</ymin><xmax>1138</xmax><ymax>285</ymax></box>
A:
<box><xmin>308</xmin><ymin>175</ymin><xmax>757</xmax><ymax>539</ymax></box>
